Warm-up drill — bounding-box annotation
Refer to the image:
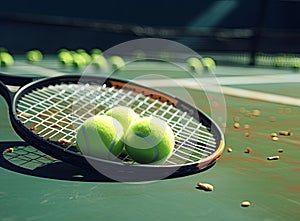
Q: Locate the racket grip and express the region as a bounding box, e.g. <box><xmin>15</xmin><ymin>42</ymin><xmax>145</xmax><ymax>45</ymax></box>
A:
<box><xmin>0</xmin><ymin>81</ymin><xmax>13</xmax><ymax>106</ymax></box>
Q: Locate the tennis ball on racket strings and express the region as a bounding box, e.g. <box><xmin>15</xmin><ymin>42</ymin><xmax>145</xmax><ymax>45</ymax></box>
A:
<box><xmin>105</xmin><ymin>106</ymin><xmax>139</xmax><ymax>132</ymax></box>
<box><xmin>109</xmin><ymin>56</ymin><xmax>125</xmax><ymax>70</ymax></box>
<box><xmin>76</xmin><ymin>115</ymin><xmax>124</xmax><ymax>160</ymax></box>
<box><xmin>124</xmin><ymin>117</ymin><xmax>175</xmax><ymax>164</ymax></box>
<box><xmin>26</xmin><ymin>50</ymin><xmax>43</xmax><ymax>62</ymax></box>
<box><xmin>186</xmin><ymin>57</ymin><xmax>203</xmax><ymax>73</ymax></box>
<box><xmin>202</xmin><ymin>57</ymin><xmax>216</xmax><ymax>71</ymax></box>
<box><xmin>0</xmin><ymin>52</ymin><xmax>14</xmax><ymax>67</ymax></box>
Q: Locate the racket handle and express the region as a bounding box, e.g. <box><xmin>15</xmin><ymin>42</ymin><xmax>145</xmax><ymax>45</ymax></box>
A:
<box><xmin>0</xmin><ymin>81</ymin><xmax>13</xmax><ymax>106</ymax></box>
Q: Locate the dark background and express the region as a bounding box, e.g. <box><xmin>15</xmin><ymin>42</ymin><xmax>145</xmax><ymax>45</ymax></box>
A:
<box><xmin>0</xmin><ymin>0</ymin><xmax>300</xmax><ymax>54</ymax></box>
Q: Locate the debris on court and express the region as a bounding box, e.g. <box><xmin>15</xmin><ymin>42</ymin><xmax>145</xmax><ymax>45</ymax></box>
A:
<box><xmin>234</xmin><ymin>122</ymin><xmax>240</xmax><ymax>129</ymax></box>
<box><xmin>196</xmin><ymin>182</ymin><xmax>214</xmax><ymax>191</ymax></box>
<box><xmin>241</xmin><ymin>201</ymin><xmax>251</xmax><ymax>207</ymax></box>
<box><xmin>3</xmin><ymin>147</ymin><xmax>14</xmax><ymax>153</ymax></box>
<box><xmin>244</xmin><ymin>147</ymin><xmax>252</xmax><ymax>154</ymax></box>
<box><xmin>278</xmin><ymin>130</ymin><xmax>292</xmax><ymax>136</ymax></box>
<box><xmin>267</xmin><ymin>155</ymin><xmax>280</xmax><ymax>160</ymax></box>
<box><xmin>227</xmin><ymin>147</ymin><xmax>233</xmax><ymax>152</ymax></box>
<box><xmin>272</xmin><ymin>136</ymin><xmax>279</xmax><ymax>141</ymax></box>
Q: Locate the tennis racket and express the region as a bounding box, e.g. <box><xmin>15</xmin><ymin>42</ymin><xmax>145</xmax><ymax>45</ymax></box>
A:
<box><xmin>0</xmin><ymin>72</ymin><xmax>224</xmax><ymax>182</ymax></box>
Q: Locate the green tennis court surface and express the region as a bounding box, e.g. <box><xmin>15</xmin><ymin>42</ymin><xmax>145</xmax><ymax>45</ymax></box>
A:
<box><xmin>0</xmin><ymin>57</ymin><xmax>299</xmax><ymax>221</ymax></box>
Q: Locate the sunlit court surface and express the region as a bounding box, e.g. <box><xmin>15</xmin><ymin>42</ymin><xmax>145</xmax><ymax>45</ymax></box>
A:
<box><xmin>0</xmin><ymin>1</ymin><xmax>300</xmax><ymax>221</ymax></box>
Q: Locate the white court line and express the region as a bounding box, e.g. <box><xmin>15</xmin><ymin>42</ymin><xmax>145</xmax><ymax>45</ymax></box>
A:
<box><xmin>216</xmin><ymin>74</ymin><xmax>300</xmax><ymax>85</ymax></box>
<box><xmin>138</xmin><ymin>78</ymin><xmax>300</xmax><ymax>107</ymax></box>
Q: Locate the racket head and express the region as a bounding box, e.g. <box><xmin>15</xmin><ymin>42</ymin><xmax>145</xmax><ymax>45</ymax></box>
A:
<box><xmin>7</xmin><ymin>74</ymin><xmax>224</xmax><ymax>182</ymax></box>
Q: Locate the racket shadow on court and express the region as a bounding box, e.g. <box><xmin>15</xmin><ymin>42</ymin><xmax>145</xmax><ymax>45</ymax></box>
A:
<box><xmin>0</xmin><ymin>141</ymin><xmax>115</xmax><ymax>182</ymax></box>
<box><xmin>0</xmin><ymin>141</ymin><xmax>216</xmax><ymax>182</ymax></box>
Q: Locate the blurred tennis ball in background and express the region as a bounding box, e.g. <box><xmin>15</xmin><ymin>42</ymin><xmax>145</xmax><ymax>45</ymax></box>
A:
<box><xmin>90</xmin><ymin>48</ymin><xmax>102</xmax><ymax>59</ymax></box>
<box><xmin>105</xmin><ymin>106</ymin><xmax>139</xmax><ymax>132</ymax></box>
<box><xmin>76</xmin><ymin>49</ymin><xmax>92</xmax><ymax>64</ymax></box>
<box><xmin>0</xmin><ymin>52</ymin><xmax>14</xmax><ymax>67</ymax></box>
<box><xmin>158</xmin><ymin>52</ymin><xmax>172</xmax><ymax>61</ymax></box>
<box><xmin>72</xmin><ymin>52</ymin><xmax>87</xmax><ymax>68</ymax></box>
<box><xmin>92</xmin><ymin>54</ymin><xmax>108</xmax><ymax>70</ymax></box>
<box><xmin>109</xmin><ymin>56</ymin><xmax>125</xmax><ymax>70</ymax></box>
<box><xmin>124</xmin><ymin>117</ymin><xmax>175</xmax><ymax>164</ymax></box>
<box><xmin>133</xmin><ymin>50</ymin><xmax>146</xmax><ymax>60</ymax></box>
<box><xmin>58</xmin><ymin>50</ymin><xmax>73</xmax><ymax>66</ymax></box>
<box><xmin>26</xmin><ymin>50</ymin><xmax>43</xmax><ymax>62</ymax></box>
<box><xmin>202</xmin><ymin>57</ymin><xmax>216</xmax><ymax>71</ymax></box>
<box><xmin>186</xmin><ymin>57</ymin><xmax>203</xmax><ymax>73</ymax></box>
<box><xmin>76</xmin><ymin>115</ymin><xmax>124</xmax><ymax>160</ymax></box>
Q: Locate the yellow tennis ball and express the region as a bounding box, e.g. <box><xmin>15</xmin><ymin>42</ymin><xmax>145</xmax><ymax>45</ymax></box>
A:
<box><xmin>105</xmin><ymin>106</ymin><xmax>139</xmax><ymax>132</ymax></box>
<box><xmin>0</xmin><ymin>52</ymin><xmax>14</xmax><ymax>67</ymax></box>
<box><xmin>76</xmin><ymin>115</ymin><xmax>124</xmax><ymax>160</ymax></box>
<box><xmin>58</xmin><ymin>51</ymin><xmax>73</xmax><ymax>65</ymax></box>
<box><xmin>72</xmin><ymin>53</ymin><xmax>86</xmax><ymax>68</ymax></box>
<box><xmin>124</xmin><ymin>117</ymin><xmax>175</xmax><ymax>164</ymax></box>
<box><xmin>26</xmin><ymin>50</ymin><xmax>43</xmax><ymax>62</ymax></box>
<box><xmin>186</xmin><ymin>57</ymin><xmax>203</xmax><ymax>72</ymax></box>
<box><xmin>109</xmin><ymin>55</ymin><xmax>125</xmax><ymax>70</ymax></box>
<box><xmin>202</xmin><ymin>57</ymin><xmax>216</xmax><ymax>71</ymax></box>
<box><xmin>92</xmin><ymin>54</ymin><xmax>108</xmax><ymax>69</ymax></box>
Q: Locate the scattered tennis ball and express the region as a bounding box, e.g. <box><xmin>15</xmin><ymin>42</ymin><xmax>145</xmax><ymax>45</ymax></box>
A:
<box><xmin>58</xmin><ymin>50</ymin><xmax>73</xmax><ymax>65</ymax></box>
<box><xmin>186</xmin><ymin>57</ymin><xmax>203</xmax><ymax>73</ymax></box>
<box><xmin>273</xmin><ymin>54</ymin><xmax>285</xmax><ymax>67</ymax></box>
<box><xmin>133</xmin><ymin>50</ymin><xmax>146</xmax><ymax>60</ymax></box>
<box><xmin>202</xmin><ymin>57</ymin><xmax>216</xmax><ymax>71</ymax></box>
<box><xmin>124</xmin><ymin>117</ymin><xmax>175</xmax><ymax>164</ymax></box>
<box><xmin>90</xmin><ymin>48</ymin><xmax>102</xmax><ymax>58</ymax></box>
<box><xmin>158</xmin><ymin>52</ymin><xmax>172</xmax><ymax>61</ymax></box>
<box><xmin>72</xmin><ymin>53</ymin><xmax>86</xmax><ymax>68</ymax></box>
<box><xmin>92</xmin><ymin>54</ymin><xmax>108</xmax><ymax>69</ymax></box>
<box><xmin>26</xmin><ymin>50</ymin><xmax>43</xmax><ymax>62</ymax></box>
<box><xmin>76</xmin><ymin>49</ymin><xmax>92</xmax><ymax>64</ymax></box>
<box><xmin>291</xmin><ymin>57</ymin><xmax>300</xmax><ymax>70</ymax></box>
<box><xmin>76</xmin><ymin>115</ymin><xmax>124</xmax><ymax>160</ymax></box>
<box><xmin>109</xmin><ymin>56</ymin><xmax>125</xmax><ymax>70</ymax></box>
<box><xmin>105</xmin><ymin>106</ymin><xmax>139</xmax><ymax>132</ymax></box>
<box><xmin>0</xmin><ymin>52</ymin><xmax>14</xmax><ymax>67</ymax></box>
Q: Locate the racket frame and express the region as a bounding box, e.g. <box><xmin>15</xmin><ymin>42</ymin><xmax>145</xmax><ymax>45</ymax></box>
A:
<box><xmin>0</xmin><ymin>74</ymin><xmax>225</xmax><ymax>179</ymax></box>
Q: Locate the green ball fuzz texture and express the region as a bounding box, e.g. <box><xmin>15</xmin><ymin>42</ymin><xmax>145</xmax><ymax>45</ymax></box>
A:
<box><xmin>76</xmin><ymin>115</ymin><xmax>124</xmax><ymax>160</ymax></box>
<box><xmin>26</xmin><ymin>50</ymin><xmax>43</xmax><ymax>62</ymax></box>
<box><xmin>109</xmin><ymin>56</ymin><xmax>125</xmax><ymax>70</ymax></box>
<box><xmin>124</xmin><ymin>117</ymin><xmax>175</xmax><ymax>164</ymax></box>
<box><xmin>0</xmin><ymin>52</ymin><xmax>14</xmax><ymax>67</ymax></box>
<box><xmin>105</xmin><ymin>106</ymin><xmax>139</xmax><ymax>132</ymax></box>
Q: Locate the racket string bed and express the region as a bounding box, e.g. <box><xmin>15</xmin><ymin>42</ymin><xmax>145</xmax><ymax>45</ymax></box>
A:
<box><xmin>16</xmin><ymin>81</ymin><xmax>218</xmax><ymax>166</ymax></box>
